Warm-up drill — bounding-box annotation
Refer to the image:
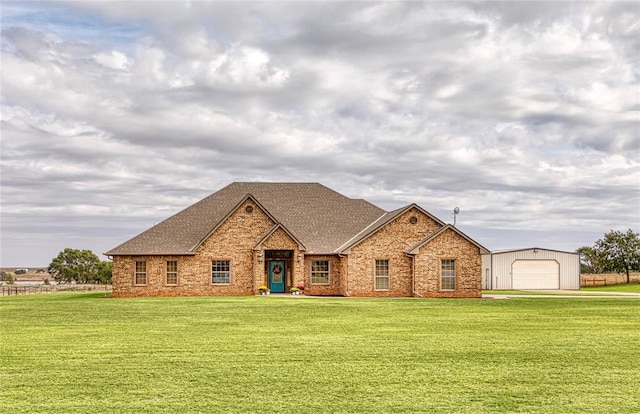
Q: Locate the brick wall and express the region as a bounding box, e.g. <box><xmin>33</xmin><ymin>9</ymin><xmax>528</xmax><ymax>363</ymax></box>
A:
<box><xmin>111</xmin><ymin>203</ymin><xmax>483</xmax><ymax>299</ymax></box>
<box><xmin>413</xmin><ymin>228</ymin><xmax>482</xmax><ymax>298</ymax></box>
<box><xmin>112</xmin><ymin>199</ymin><xmax>275</xmax><ymax>297</ymax></box>
<box><xmin>303</xmin><ymin>255</ymin><xmax>342</xmax><ymax>296</ymax></box>
<box><xmin>345</xmin><ymin>207</ymin><xmax>442</xmax><ymax>297</ymax></box>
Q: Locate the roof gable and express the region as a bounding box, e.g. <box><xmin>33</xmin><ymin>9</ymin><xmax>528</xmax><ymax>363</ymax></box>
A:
<box><xmin>405</xmin><ymin>225</ymin><xmax>490</xmax><ymax>255</ymax></box>
<box><xmin>253</xmin><ymin>223</ymin><xmax>306</xmax><ymax>251</ymax></box>
<box><xmin>191</xmin><ymin>194</ymin><xmax>277</xmax><ymax>252</ymax></box>
<box><xmin>337</xmin><ymin>203</ymin><xmax>445</xmax><ymax>254</ymax></box>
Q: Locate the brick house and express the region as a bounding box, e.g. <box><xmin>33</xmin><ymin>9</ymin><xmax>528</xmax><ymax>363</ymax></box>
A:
<box><xmin>106</xmin><ymin>183</ymin><xmax>488</xmax><ymax>298</ymax></box>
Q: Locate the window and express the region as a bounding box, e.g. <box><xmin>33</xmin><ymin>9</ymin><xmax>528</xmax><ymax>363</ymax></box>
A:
<box><xmin>211</xmin><ymin>260</ymin><xmax>230</xmax><ymax>284</ymax></box>
<box><xmin>166</xmin><ymin>261</ymin><xmax>178</xmax><ymax>285</ymax></box>
<box><xmin>311</xmin><ymin>260</ymin><xmax>330</xmax><ymax>284</ymax></box>
<box><xmin>375</xmin><ymin>259</ymin><xmax>390</xmax><ymax>290</ymax></box>
<box><xmin>441</xmin><ymin>259</ymin><xmax>456</xmax><ymax>290</ymax></box>
<box><xmin>134</xmin><ymin>261</ymin><xmax>147</xmax><ymax>285</ymax></box>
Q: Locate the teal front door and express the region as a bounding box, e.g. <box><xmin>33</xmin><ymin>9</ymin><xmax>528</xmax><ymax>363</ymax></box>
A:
<box><xmin>269</xmin><ymin>261</ymin><xmax>285</xmax><ymax>293</ymax></box>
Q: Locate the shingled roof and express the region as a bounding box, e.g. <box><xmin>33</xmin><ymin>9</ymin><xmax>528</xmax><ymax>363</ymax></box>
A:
<box><xmin>105</xmin><ymin>182</ymin><xmax>387</xmax><ymax>256</ymax></box>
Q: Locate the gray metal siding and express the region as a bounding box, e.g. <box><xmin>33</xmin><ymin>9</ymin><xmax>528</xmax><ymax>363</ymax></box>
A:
<box><xmin>483</xmin><ymin>249</ymin><xmax>580</xmax><ymax>290</ymax></box>
<box><xmin>482</xmin><ymin>254</ymin><xmax>492</xmax><ymax>289</ymax></box>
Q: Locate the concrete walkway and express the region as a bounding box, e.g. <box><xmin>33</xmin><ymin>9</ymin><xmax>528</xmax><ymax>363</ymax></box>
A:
<box><xmin>260</xmin><ymin>290</ymin><xmax>640</xmax><ymax>299</ymax></box>
<box><xmin>482</xmin><ymin>290</ymin><xmax>640</xmax><ymax>299</ymax></box>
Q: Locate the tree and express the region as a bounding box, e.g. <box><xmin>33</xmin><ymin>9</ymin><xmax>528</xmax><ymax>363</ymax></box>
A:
<box><xmin>576</xmin><ymin>246</ymin><xmax>605</xmax><ymax>274</ymax></box>
<box><xmin>1</xmin><ymin>271</ymin><xmax>15</xmax><ymax>285</ymax></box>
<box><xmin>594</xmin><ymin>229</ymin><xmax>640</xmax><ymax>283</ymax></box>
<box><xmin>48</xmin><ymin>248</ymin><xmax>102</xmax><ymax>284</ymax></box>
<box><xmin>96</xmin><ymin>260</ymin><xmax>112</xmax><ymax>284</ymax></box>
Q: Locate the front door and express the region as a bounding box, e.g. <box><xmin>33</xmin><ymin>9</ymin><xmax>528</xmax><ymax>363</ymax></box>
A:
<box><xmin>269</xmin><ymin>260</ymin><xmax>286</xmax><ymax>293</ymax></box>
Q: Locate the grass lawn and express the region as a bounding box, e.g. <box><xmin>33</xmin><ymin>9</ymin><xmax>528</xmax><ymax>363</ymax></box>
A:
<box><xmin>1</xmin><ymin>294</ymin><xmax>639</xmax><ymax>413</ymax></box>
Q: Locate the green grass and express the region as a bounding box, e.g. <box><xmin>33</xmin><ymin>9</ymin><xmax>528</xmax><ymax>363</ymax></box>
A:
<box><xmin>580</xmin><ymin>283</ymin><xmax>640</xmax><ymax>293</ymax></box>
<box><xmin>2</xmin><ymin>294</ymin><xmax>639</xmax><ymax>413</ymax></box>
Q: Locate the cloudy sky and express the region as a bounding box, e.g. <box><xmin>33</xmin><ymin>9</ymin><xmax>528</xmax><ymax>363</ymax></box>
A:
<box><xmin>1</xmin><ymin>1</ymin><xmax>638</xmax><ymax>267</ymax></box>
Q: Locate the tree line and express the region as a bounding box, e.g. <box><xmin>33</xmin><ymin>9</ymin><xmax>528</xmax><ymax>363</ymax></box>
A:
<box><xmin>577</xmin><ymin>229</ymin><xmax>640</xmax><ymax>283</ymax></box>
<box><xmin>48</xmin><ymin>248</ymin><xmax>112</xmax><ymax>284</ymax></box>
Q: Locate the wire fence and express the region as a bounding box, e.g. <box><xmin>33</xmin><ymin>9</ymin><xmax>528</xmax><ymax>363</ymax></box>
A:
<box><xmin>0</xmin><ymin>284</ymin><xmax>112</xmax><ymax>296</ymax></box>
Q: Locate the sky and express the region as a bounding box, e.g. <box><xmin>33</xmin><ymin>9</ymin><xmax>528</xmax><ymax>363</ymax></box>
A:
<box><xmin>1</xmin><ymin>1</ymin><xmax>639</xmax><ymax>267</ymax></box>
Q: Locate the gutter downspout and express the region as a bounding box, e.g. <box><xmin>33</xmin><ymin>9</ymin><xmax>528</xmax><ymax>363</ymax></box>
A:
<box><xmin>409</xmin><ymin>253</ymin><xmax>423</xmax><ymax>298</ymax></box>
<box><xmin>339</xmin><ymin>254</ymin><xmax>350</xmax><ymax>296</ymax></box>
<box><xmin>252</xmin><ymin>248</ymin><xmax>260</xmax><ymax>295</ymax></box>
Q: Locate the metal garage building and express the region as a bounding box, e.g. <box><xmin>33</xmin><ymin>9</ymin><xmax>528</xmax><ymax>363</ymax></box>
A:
<box><xmin>482</xmin><ymin>248</ymin><xmax>580</xmax><ymax>290</ymax></box>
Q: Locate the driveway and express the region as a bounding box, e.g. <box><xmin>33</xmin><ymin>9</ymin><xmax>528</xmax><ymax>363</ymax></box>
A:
<box><xmin>483</xmin><ymin>290</ymin><xmax>640</xmax><ymax>299</ymax></box>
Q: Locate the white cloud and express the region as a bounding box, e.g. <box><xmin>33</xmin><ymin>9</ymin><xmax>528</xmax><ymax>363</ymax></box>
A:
<box><xmin>92</xmin><ymin>50</ymin><xmax>129</xmax><ymax>70</ymax></box>
<box><xmin>1</xmin><ymin>1</ymin><xmax>638</xmax><ymax>265</ymax></box>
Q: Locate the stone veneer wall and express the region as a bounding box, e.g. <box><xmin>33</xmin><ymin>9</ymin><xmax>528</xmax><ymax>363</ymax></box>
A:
<box><xmin>413</xmin><ymin>228</ymin><xmax>482</xmax><ymax>298</ymax></box>
<box><xmin>112</xmin><ymin>199</ymin><xmax>275</xmax><ymax>297</ymax></box>
<box><xmin>345</xmin><ymin>207</ymin><xmax>442</xmax><ymax>297</ymax></box>
<box><xmin>303</xmin><ymin>255</ymin><xmax>342</xmax><ymax>296</ymax></box>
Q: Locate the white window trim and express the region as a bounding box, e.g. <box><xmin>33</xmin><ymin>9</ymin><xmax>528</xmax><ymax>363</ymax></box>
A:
<box><xmin>311</xmin><ymin>260</ymin><xmax>331</xmax><ymax>285</ymax></box>
<box><xmin>374</xmin><ymin>259</ymin><xmax>390</xmax><ymax>291</ymax></box>
<box><xmin>440</xmin><ymin>258</ymin><xmax>456</xmax><ymax>291</ymax></box>
<box><xmin>134</xmin><ymin>260</ymin><xmax>147</xmax><ymax>286</ymax></box>
<box><xmin>211</xmin><ymin>259</ymin><xmax>231</xmax><ymax>285</ymax></box>
<box><xmin>165</xmin><ymin>260</ymin><xmax>178</xmax><ymax>286</ymax></box>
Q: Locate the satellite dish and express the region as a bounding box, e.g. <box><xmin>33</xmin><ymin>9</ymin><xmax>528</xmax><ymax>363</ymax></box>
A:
<box><xmin>452</xmin><ymin>207</ymin><xmax>460</xmax><ymax>226</ymax></box>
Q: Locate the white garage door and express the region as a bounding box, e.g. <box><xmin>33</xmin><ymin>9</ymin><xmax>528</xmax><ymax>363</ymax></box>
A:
<box><xmin>512</xmin><ymin>260</ymin><xmax>559</xmax><ymax>289</ymax></box>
